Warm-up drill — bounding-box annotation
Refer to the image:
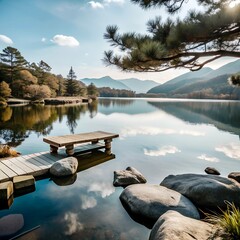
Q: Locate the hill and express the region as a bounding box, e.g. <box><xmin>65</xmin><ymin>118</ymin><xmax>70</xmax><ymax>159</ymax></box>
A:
<box><xmin>119</xmin><ymin>78</ymin><xmax>159</xmax><ymax>93</ymax></box>
<box><xmin>80</xmin><ymin>76</ymin><xmax>159</xmax><ymax>93</ymax></box>
<box><xmin>148</xmin><ymin>67</ymin><xmax>213</xmax><ymax>94</ymax></box>
<box><xmin>81</xmin><ymin>76</ymin><xmax>130</xmax><ymax>90</ymax></box>
<box><xmin>147</xmin><ymin>59</ymin><xmax>240</xmax><ymax>99</ymax></box>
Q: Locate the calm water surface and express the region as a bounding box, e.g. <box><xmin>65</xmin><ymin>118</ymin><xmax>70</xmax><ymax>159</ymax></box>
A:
<box><xmin>0</xmin><ymin>98</ymin><xmax>240</xmax><ymax>239</ymax></box>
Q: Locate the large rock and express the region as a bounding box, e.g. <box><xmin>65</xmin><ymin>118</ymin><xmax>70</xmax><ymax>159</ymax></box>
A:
<box><xmin>205</xmin><ymin>167</ymin><xmax>220</xmax><ymax>175</ymax></box>
<box><xmin>149</xmin><ymin>210</ymin><xmax>222</xmax><ymax>240</ymax></box>
<box><xmin>228</xmin><ymin>172</ymin><xmax>240</xmax><ymax>183</ymax></box>
<box><xmin>120</xmin><ymin>184</ymin><xmax>199</xmax><ymax>228</ymax></box>
<box><xmin>50</xmin><ymin>157</ymin><xmax>78</xmax><ymax>177</ymax></box>
<box><xmin>0</xmin><ymin>214</ymin><xmax>24</xmax><ymax>238</ymax></box>
<box><xmin>113</xmin><ymin>166</ymin><xmax>147</xmax><ymax>187</ymax></box>
<box><xmin>160</xmin><ymin>174</ymin><xmax>240</xmax><ymax>209</ymax></box>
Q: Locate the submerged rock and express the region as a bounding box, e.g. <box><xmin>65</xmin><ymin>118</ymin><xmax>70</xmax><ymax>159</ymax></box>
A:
<box><xmin>113</xmin><ymin>166</ymin><xmax>147</xmax><ymax>187</ymax></box>
<box><xmin>120</xmin><ymin>184</ymin><xmax>199</xmax><ymax>228</ymax></box>
<box><xmin>160</xmin><ymin>174</ymin><xmax>240</xmax><ymax>209</ymax></box>
<box><xmin>0</xmin><ymin>214</ymin><xmax>24</xmax><ymax>238</ymax></box>
<box><xmin>50</xmin><ymin>157</ymin><xmax>78</xmax><ymax>177</ymax></box>
<box><xmin>149</xmin><ymin>210</ymin><xmax>221</xmax><ymax>240</ymax></box>
<box><xmin>205</xmin><ymin>167</ymin><xmax>220</xmax><ymax>175</ymax></box>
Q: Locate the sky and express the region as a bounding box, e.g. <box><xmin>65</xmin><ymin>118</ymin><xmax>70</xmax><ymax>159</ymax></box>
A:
<box><xmin>0</xmin><ymin>0</ymin><xmax>238</xmax><ymax>83</ymax></box>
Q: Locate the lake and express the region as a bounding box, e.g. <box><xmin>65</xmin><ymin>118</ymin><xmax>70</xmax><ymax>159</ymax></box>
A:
<box><xmin>0</xmin><ymin>98</ymin><xmax>240</xmax><ymax>239</ymax></box>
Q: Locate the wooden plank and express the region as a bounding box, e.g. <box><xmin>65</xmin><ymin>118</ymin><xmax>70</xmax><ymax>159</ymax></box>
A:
<box><xmin>0</xmin><ymin>162</ymin><xmax>17</xmax><ymax>178</ymax></box>
<box><xmin>30</xmin><ymin>153</ymin><xmax>55</xmax><ymax>165</ymax></box>
<box><xmin>17</xmin><ymin>155</ymin><xmax>42</xmax><ymax>171</ymax></box>
<box><xmin>8</xmin><ymin>157</ymin><xmax>34</xmax><ymax>173</ymax></box>
<box><xmin>2</xmin><ymin>159</ymin><xmax>28</xmax><ymax>175</ymax></box>
<box><xmin>43</xmin><ymin>131</ymin><xmax>119</xmax><ymax>147</ymax></box>
<box><xmin>0</xmin><ymin>169</ymin><xmax>9</xmax><ymax>182</ymax></box>
<box><xmin>28</xmin><ymin>153</ymin><xmax>54</xmax><ymax>165</ymax></box>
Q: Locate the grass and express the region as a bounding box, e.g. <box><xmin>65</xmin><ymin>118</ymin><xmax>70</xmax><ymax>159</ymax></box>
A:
<box><xmin>205</xmin><ymin>202</ymin><xmax>240</xmax><ymax>239</ymax></box>
<box><xmin>0</xmin><ymin>144</ymin><xmax>19</xmax><ymax>158</ymax></box>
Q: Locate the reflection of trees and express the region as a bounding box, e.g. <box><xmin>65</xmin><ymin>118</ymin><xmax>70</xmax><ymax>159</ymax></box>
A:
<box><xmin>0</xmin><ymin>107</ymin><xmax>12</xmax><ymax>122</ymax></box>
<box><xmin>99</xmin><ymin>98</ymin><xmax>134</xmax><ymax>108</ymax></box>
<box><xmin>0</xmin><ymin>103</ymin><xmax>96</xmax><ymax>146</ymax></box>
<box><xmin>88</xmin><ymin>101</ymin><xmax>98</xmax><ymax>118</ymax></box>
<box><xmin>148</xmin><ymin>101</ymin><xmax>240</xmax><ymax>137</ymax></box>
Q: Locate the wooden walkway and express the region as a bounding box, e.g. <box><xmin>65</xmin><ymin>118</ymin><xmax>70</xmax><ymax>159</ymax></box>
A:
<box><xmin>0</xmin><ymin>152</ymin><xmax>63</xmax><ymax>183</ymax></box>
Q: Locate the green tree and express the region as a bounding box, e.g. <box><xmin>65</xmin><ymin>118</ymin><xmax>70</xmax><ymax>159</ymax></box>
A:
<box><xmin>66</xmin><ymin>67</ymin><xmax>80</xmax><ymax>96</ymax></box>
<box><xmin>104</xmin><ymin>1</ymin><xmax>240</xmax><ymax>72</ymax></box>
<box><xmin>37</xmin><ymin>60</ymin><xmax>52</xmax><ymax>85</ymax></box>
<box><xmin>87</xmin><ymin>83</ymin><xmax>99</xmax><ymax>97</ymax></box>
<box><xmin>0</xmin><ymin>47</ymin><xmax>28</xmax><ymax>84</ymax></box>
<box><xmin>0</xmin><ymin>81</ymin><xmax>11</xmax><ymax>99</ymax></box>
<box><xmin>56</xmin><ymin>74</ymin><xmax>66</xmax><ymax>96</ymax></box>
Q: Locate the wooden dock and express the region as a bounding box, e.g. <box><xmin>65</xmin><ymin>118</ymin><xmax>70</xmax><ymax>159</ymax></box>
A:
<box><xmin>0</xmin><ymin>152</ymin><xmax>63</xmax><ymax>183</ymax></box>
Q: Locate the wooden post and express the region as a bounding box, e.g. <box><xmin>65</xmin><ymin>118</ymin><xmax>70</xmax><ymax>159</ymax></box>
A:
<box><xmin>104</xmin><ymin>139</ymin><xmax>112</xmax><ymax>155</ymax></box>
<box><xmin>66</xmin><ymin>145</ymin><xmax>74</xmax><ymax>156</ymax></box>
<box><xmin>50</xmin><ymin>145</ymin><xmax>58</xmax><ymax>153</ymax></box>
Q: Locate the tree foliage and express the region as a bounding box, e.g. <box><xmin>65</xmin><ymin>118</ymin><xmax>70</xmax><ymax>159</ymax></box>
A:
<box><xmin>104</xmin><ymin>1</ymin><xmax>240</xmax><ymax>72</ymax></box>
<box><xmin>0</xmin><ymin>81</ymin><xmax>11</xmax><ymax>99</ymax></box>
<box><xmin>0</xmin><ymin>47</ymin><xmax>28</xmax><ymax>83</ymax></box>
<box><xmin>0</xmin><ymin>47</ymin><xmax>89</xmax><ymax>99</ymax></box>
<box><xmin>87</xmin><ymin>83</ymin><xmax>99</xmax><ymax>97</ymax></box>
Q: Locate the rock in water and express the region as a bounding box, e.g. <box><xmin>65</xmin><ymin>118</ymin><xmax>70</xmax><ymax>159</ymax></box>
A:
<box><xmin>149</xmin><ymin>211</ymin><xmax>219</xmax><ymax>240</ymax></box>
<box><xmin>113</xmin><ymin>166</ymin><xmax>147</xmax><ymax>187</ymax></box>
<box><xmin>205</xmin><ymin>167</ymin><xmax>220</xmax><ymax>175</ymax></box>
<box><xmin>228</xmin><ymin>172</ymin><xmax>240</xmax><ymax>183</ymax></box>
<box><xmin>160</xmin><ymin>174</ymin><xmax>240</xmax><ymax>208</ymax></box>
<box><xmin>50</xmin><ymin>157</ymin><xmax>78</xmax><ymax>177</ymax></box>
<box><xmin>120</xmin><ymin>184</ymin><xmax>199</xmax><ymax>228</ymax></box>
<box><xmin>0</xmin><ymin>214</ymin><xmax>24</xmax><ymax>238</ymax></box>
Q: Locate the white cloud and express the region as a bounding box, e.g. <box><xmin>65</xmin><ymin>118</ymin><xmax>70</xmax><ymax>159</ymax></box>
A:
<box><xmin>104</xmin><ymin>0</ymin><xmax>125</xmax><ymax>4</ymax></box>
<box><xmin>120</xmin><ymin>127</ymin><xmax>205</xmax><ymax>139</ymax></box>
<box><xmin>0</xmin><ymin>35</ymin><xmax>13</xmax><ymax>44</ymax></box>
<box><xmin>41</xmin><ymin>37</ymin><xmax>46</xmax><ymax>42</ymax></box>
<box><xmin>80</xmin><ymin>195</ymin><xmax>97</xmax><ymax>210</ymax></box>
<box><xmin>64</xmin><ymin>212</ymin><xmax>84</xmax><ymax>235</ymax></box>
<box><xmin>88</xmin><ymin>182</ymin><xmax>115</xmax><ymax>198</ymax></box>
<box><xmin>51</xmin><ymin>34</ymin><xmax>79</xmax><ymax>47</ymax></box>
<box><xmin>144</xmin><ymin>145</ymin><xmax>181</xmax><ymax>157</ymax></box>
<box><xmin>215</xmin><ymin>142</ymin><xmax>240</xmax><ymax>159</ymax></box>
<box><xmin>88</xmin><ymin>1</ymin><xmax>104</xmax><ymax>9</ymax></box>
<box><xmin>197</xmin><ymin>154</ymin><xmax>220</xmax><ymax>162</ymax></box>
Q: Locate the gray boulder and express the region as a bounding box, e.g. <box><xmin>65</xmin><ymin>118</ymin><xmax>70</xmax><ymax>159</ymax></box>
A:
<box><xmin>205</xmin><ymin>167</ymin><xmax>220</xmax><ymax>175</ymax></box>
<box><xmin>149</xmin><ymin>210</ymin><xmax>222</xmax><ymax>240</ymax></box>
<box><xmin>160</xmin><ymin>174</ymin><xmax>240</xmax><ymax>208</ymax></box>
<box><xmin>50</xmin><ymin>157</ymin><xmax>78</xmax><ymax>177</ymax></box>
<box><xmin>228</xmin><ymin>172</ymin><xmax>240</xmax><ymax>183</ymax></box>
<box><xmin>120</xmin><ymin>184</ymin><xmax>199</xmax><ymax>228</ymax></box>
<box><xmin>113</xmin><ymin>166</ymin><xmax>147</xmax><ymax>187</ymax></box>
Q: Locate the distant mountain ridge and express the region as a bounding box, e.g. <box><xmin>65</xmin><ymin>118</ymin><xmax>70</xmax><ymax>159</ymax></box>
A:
<box><xmin>147</xmin><ymin>59</ymin><xmax>240</xmax><ymax>99</ymax></box>
<box><xmin>80</xmin><ymin>76</ymin><xmax>159</xmax><ymax>93</ymax></box>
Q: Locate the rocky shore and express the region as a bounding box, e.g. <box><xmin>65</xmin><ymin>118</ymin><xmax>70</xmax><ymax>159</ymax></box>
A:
<box><xmin>113</xmin><ymin>167</ymin><xmax>240</xmax><ymax>240</ymax></box>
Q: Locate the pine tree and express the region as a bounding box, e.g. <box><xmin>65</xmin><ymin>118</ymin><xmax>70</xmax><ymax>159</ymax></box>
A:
<box><xmin>66</xmin><ymin>67</ymin><xmax>80</xmax><ymax>96</ymax></box>
<box><xmin>0</xmin><ymin>47</ymin><xmax>28</xmax><ymax>84</ymax></box>
<box><xmin>104</xmin><ymin>1</ymin><xmax>240</xmax><ymax>72</ymax></box>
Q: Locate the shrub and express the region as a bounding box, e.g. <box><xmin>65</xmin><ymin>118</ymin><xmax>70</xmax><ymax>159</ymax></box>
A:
<box><xmin>0</xmin><ymin>145</ymin><xmax>19</xmax><ymax>158</ymax></box>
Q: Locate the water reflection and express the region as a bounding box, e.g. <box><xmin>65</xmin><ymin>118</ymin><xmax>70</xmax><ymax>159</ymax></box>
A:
<box><xmin>0</xmin><ymin>102</ymin><xmax>97</xmax><ymax>145</ymax></box>
<box><xmin>148</xmin><ymin>100</ymin><xmax>240</xmax><ymax>137</ymax></box>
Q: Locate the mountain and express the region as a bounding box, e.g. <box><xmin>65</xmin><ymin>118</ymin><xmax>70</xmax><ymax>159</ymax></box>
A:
<box><xmin>80</xmin><ymin>76</ymin><xmax>159</xmax><ymax>93</ymax></box>
<box><xmin>148</xmin><ymin>67</ymin><xmax>213</xmax><ymax>94</ymax></box>
<box><xmin>118</xmin><ymin>78</ymin><xmax>159</xmax><ymax>93</ymax></box>
<box><xmin>148</xmin><ymin>59</ymin><xmax>240</xmax><ymax>97</ymax></box>
<box><xmin>81</xmin><ymin>76</ymin><xmax>130</xmax><ymax>90</ymax></box>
